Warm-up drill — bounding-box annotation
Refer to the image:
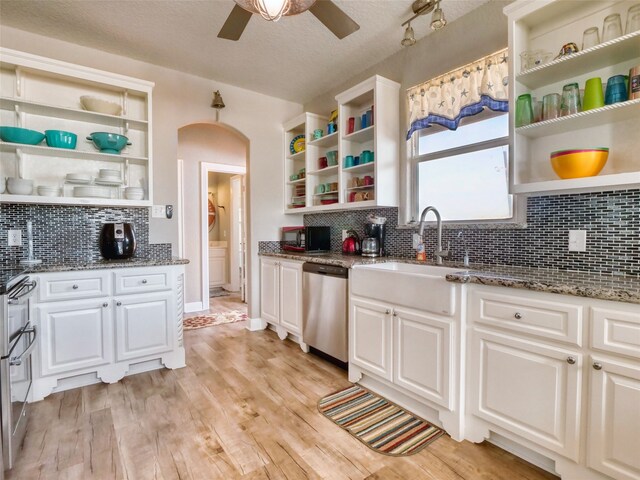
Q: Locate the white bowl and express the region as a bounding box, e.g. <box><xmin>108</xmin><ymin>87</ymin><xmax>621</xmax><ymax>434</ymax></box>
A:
<box><xmin>0</xmin><ymin>178</ymin><xmax>5</xmax><ymax>194</ymax></box>
<box><xmin>7</xmin><ymin>178</ymin><xmax>33</xmax><ymax>195</ymax></box>
<box><xmin>80</xmin><ymin>96</ymin><xmax>122</xmax><ymax>116</ymax></box>
<box><xmin>125</xmin><ymin>191</ymin><xmax>145</xmax><ymax>200</ymax></box>
<box><xmin>74</xmin><ymin>186</ymin><xmax>110</xmax><ymax>198</ymax></box>
<box><xmin>37</xmin><ymin>186</ymin><xmax>60</xmax><ymax>197</ymax></box>
<box><xmin>99</xmin><ymin>168</ymin><xmax>120</xmax><ymax>178</ymax></box>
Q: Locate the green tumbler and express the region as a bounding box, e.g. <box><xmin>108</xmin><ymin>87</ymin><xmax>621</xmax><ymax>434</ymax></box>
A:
<box><xmin>583</xmin><ymin>77</ymin><xmax>605</xmax><ymax>111</ymax></box>
<box><xmin>515</xmin><ymin>94</ymin><xmax>534</xmax><ymax>127</ymax></box>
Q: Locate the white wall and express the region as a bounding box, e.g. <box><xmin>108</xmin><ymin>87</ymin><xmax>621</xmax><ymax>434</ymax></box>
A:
<box><xmin>0</xmin><ymin>26</ymin><xmax>303</xmax><ymax>317</ymax></box>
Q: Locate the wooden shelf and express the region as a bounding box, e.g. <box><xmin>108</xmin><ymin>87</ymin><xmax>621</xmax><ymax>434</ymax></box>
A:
<box><xmin>343</xmin><ymin>162</ymin><xmax>375</xmax><ymax>174</ymax></box>
<box><xmin>0</xmin><ymin>141</ymin><xmax>148</xmax><ymax>164</ymax></box>
<box><xmin>287</xmin><ymin>150</ymin><xmax>305</xmax><ymax>161</ymax></box>
<box><xmin>307</xmin><ymin>131</ymin><xmax>338</xmax><ymax>148</ymax></box>
<box><xmin>515</xmin><ymin>99</ymin><xmax>640</xmax><ymax>138</ymax></box>
<box><xmin>343</xmin><ymin>125</ymin><xmax>374</xmax><ymax>143</ymax></box>
<box><xmin>513</xmin><ymin>172</ymin><xmax>640</xmax><ymax>195</ymax></box>
<box><xmin>0</xmin><ymin>193</ymin><xmax>151</xmax><ymax>207</ymax></box>
<box><xmin>516</xmin><ymin>31</ymin><xmax>640</xmax><ymax>90</ymax></box>
<box><xmin>307</xmin><ymin>165</ymin><xmax>339</xmax><ymax>176</ymax></box>
<box><xmin>0</xmin><ymin>97</ymin><xmax>148</xmax><ymax>130</ymax></box>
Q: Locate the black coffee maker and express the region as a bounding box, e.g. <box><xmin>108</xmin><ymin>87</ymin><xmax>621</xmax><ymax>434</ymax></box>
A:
<box><xmin>362</xmin><ymin>217</ymin><xmax>386</xmax><ymax>257</ymax></box>
<box><xmin>99</xmin><ymin>222</ymin><xmax>136</xmax><ymax>259</ymax></box>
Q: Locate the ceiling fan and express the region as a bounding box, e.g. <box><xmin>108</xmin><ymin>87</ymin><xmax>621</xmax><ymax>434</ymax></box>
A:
<box><xmin>218</xmin><ymin>0</ymin><xmax>360</xmax><ymax>41</ymax></box>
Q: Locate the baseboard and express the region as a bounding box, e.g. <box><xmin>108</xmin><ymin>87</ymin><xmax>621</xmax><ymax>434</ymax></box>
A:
<box><xmin>246</xmin><ymin>317</ymin><xmax>267</xmax><ymax>331</ymax></box>
<box><xmin>184</xmin><ymin>301</ymin><xmax>204</xmax><ymax>313</ymax></box>
<box><xmin>487</xmin><ymin>432</ymin><xmax>557</xmax><ymax>476</ymax></box>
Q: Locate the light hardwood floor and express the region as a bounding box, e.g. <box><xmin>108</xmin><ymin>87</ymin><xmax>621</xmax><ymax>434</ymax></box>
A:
<box><xmin>8</xmin><ymin>323</ymin><xmax>558</xmax><ymax>480</ymax></box>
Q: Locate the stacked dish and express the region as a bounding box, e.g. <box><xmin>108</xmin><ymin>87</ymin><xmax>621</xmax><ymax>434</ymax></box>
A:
<box><xmin>95</xmin><ymin>168</ymin><xmax>122</xmax><ymax>186</ymax></box>
<box><xmin>6</xmin><ymin>178</ymin><xmax>33</xmax><ymax>195</ymax></box>
<box><xmin>66</xmin><ymin>173</ymin><xmax>92</xmax><ymax>184</ymax></box>
<box><xmin>124</xmin><ymin>187</ymin><xmax>144</xmax><ymax>200</ymax></box>
<box><xmin>74</xmin><ymin>186</ymin><xmax>110</xmax><ymax>199</ymax></box>
<box><xmin>37</xmin><ymin>186</ymin><xmax>60</xmax><ymax>197</ymax></box>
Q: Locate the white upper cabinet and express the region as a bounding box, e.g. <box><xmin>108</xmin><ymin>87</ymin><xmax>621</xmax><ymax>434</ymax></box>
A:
<box><xmin>505</xmin><ymin>1</ymin><xmax>640</xmax><ymax>195</ymax></box>
<box><xmin>0</xmin><ymin>48</ymin><xmax>154</xmax><ymax>206</ymax></box>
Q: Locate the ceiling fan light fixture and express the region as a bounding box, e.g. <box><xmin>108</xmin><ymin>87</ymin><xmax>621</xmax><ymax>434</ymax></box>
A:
<box><xmin>431</xmin><ymin>2</ymin><xmax>447</xmax><ymax>30</ymax></box>
<box><xmin>253</xmin><ymin>0</ymin><xmax>291</xmax><ymax>21</ymax></box>
<box><xmin>401</xmin><ymin>23</ymin><xmax>417</xmax><ymax>47</ymax></box>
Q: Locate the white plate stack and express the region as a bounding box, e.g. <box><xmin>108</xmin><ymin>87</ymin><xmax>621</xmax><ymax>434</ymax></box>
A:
<box><xmin>37</xmin><ymin>186</ymin><xmax>60</xmax><ymax>197</ymax></box>
<box><xmin>74</xmin><ymin>186</ymin><xmax>110</xmax><ymax>199</ymax></box>
<box><xmin>124</xmin><ymin>186</ymin><xmax>144</xmax><ymax>201</ymax></box>
<box><xmin>65</xmin><ymin>173</ymin><xmax>92</xmax><ymax>184</ymax></box>
<box><xmin>95</xmin><ymin>169</ymin><xmax>123</xmax><ymax>186</ymax></box>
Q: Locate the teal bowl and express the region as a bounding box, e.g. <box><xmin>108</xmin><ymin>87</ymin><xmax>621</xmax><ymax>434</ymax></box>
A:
<box><xmin>45</xmin><ymin>130</ymin><xmax>77</xmax><ymax>149</ymax></box>
<box><xmin>0</xmin><ymin>126</ymin><xmax>45</xmax><ymax>145</ymax></box>
<box><xmin>86</xmin><ymin>132</ymin><xmax>131</xmax><ymax>154</ymax></box>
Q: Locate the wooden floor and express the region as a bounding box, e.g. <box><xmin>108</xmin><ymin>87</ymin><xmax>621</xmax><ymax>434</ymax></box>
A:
<box><xmin>8</xmin><ymin>323</ymin><xmax>558</xmax><ymax>480</ymax></box>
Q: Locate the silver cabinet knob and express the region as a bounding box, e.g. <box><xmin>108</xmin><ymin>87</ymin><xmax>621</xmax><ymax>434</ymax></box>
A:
<box><xmin>102</xmin><ymin>302</ymin><xmax>108</xmax><ymax>308</ymax></box>
<box><xmin>392</xmin><ymin>311</ymin><xmax>398</xmax><ymax>317</ymax></box>
<box><xmin>116</xmin><ymin>301</ymin><xmax>122</xmax><ymax>307</ymax></box>
<box><xmin>141</xmin><ymin>279</ymin><xmax>147</xmax><ymax>284</ymax></box>
<box><xmin>566</xmin><ymin>356</ymin><xmax>576</xmax><ymax>365</ymax></box>
<box><xmin>72</xmin><ymin>284</ymin><xmax>79</xmax><ymax>289</ymax></box>
<box><xmin>385</xmin><ymin>309</ymin><xmax>391</xmax><ymax>315</ymax></box>
<box><xmin>593</xmin><ymin>362</ymin><xmax>603</xmax><ymax>370</ymax></box>
<box><xmin>514</xmin><ymin>312</ymin><xmax>522</xmax><ymax>319</ymax></box>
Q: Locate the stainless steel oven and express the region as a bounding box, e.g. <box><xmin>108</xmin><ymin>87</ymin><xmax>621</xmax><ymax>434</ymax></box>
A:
<box><xmin>1</xmin><ymin>275</ymin><xmax>37</xmax><ymax>473</ymax></box>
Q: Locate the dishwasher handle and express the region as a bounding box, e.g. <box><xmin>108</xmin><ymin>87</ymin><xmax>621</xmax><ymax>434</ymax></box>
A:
<box><xmin>303</xmin><ymin>262</ymin><xmax>348</xmax><ymax>278</ymax></box>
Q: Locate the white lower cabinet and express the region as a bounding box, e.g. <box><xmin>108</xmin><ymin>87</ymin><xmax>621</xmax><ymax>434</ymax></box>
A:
<box><xmin>32</xmin><ymin>265</ymin><xmax>186</xmax><ymax>401</ymax></box>
<box><xmin>587</xmin><ymin>358</ymin><xmax>640</xmax><ymax>480</ymax></box>
<box><xmin>259</xmin><ymin>258</ymin><xmax>303</xmax><ymax>337</ymax></box>
<box><xmin>38</xmin><ymin>298</ymin><xmax>113</xmax><ymax>376</ymax></box>
<box><xmin>350</xmin><ymin>297</ymin><xmax>392</xmax><ymax>381</ymax></box>
<box><xmin>470</xmin><ymin>327</ymin><xmax>582</xmax><ymax>461</ymax></box>
<box><xmin>115</xmin><ymin>291</ymin><xmax>174</xmax><ymax>361</ymax></box>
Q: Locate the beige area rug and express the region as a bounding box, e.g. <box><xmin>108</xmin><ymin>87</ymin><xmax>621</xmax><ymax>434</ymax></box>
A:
<box><xmin>183</xmin><ymin>310</ymin><xmax>248</xmax><ymax>330</ymax></box>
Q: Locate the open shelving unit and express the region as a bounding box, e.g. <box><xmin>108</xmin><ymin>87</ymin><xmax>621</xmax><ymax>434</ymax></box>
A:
<box><xmin>0</xmin><ymin>48</ymin><xmax>154</xmax><ymax>207</ymax></box>
<box><xmin>282</xmin><ymin>75</ymin><xmax>399</xmax><ymax>213</ymax></box>
<box><xmin>506</xmin><ymin>1</ymin><xmax>640</xmax><ymax>195</ymax></box>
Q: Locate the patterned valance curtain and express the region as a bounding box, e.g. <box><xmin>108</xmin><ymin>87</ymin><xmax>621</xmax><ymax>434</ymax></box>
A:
<box><xmin>406</xmin><ymin>48</ymin><xmax>509</xmax><ymax>140</ymax></box>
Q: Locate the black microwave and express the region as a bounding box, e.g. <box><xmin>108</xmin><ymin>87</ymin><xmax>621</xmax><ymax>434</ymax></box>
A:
<box><xmin>282</xmin><ymin>226</ymin><xmax>330</xmax><ymax>252</ymax></box>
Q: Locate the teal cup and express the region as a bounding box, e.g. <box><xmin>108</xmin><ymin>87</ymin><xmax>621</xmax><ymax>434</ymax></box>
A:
<box><xmin>344</xmin><ymin>155</ymin><xmax>354</xmax><ymax>168</ymax></box>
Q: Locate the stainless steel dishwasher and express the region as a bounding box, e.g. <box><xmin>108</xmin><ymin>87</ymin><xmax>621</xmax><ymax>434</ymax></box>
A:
<box><xmin>302</xmin><ymin>262</ymin><xmax>348</xmax><ymax>363</ymax></box>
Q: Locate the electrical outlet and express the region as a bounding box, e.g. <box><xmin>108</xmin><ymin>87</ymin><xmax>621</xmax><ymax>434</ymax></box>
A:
<box><xmin>342</xmin><ymin>229</ymin><xmax>349</xmax><ymax>241</ymax></box>
<box><xmin>413</xmin><ymin>233</ymin><xmax>422</xmax><ymax>249</ymax></box>
<box><xmin>568</xmin><ymin>230</ymin><xmax>587</xmax><ymax>252</ymax></box>
<box><xmin>151</xmin><ymin>205</ymin><xmax>165</xmax><ymax>218</ymax></box>
<box><xmin>8</xmin><ymin>229</ymin><xmax>22</xmax><ymax>246</ymax></box>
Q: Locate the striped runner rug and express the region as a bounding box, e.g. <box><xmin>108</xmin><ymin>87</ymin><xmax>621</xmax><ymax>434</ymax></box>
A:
<box><xmin>318</xmin><ymin>385</ymin><xmax>445</xmax><ymax>456</ymax></box>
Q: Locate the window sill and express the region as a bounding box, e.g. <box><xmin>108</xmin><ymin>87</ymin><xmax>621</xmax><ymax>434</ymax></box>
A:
<box><xmin>397</xmin><ymin>222</ymin><xmax>528</xmax><ymax>230</ymax></box>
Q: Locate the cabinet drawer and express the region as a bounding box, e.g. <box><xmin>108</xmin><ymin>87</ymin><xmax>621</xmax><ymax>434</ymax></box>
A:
<box><xmin>469</xmin><ymin>287</ymin><xmax>583</xmax><ymax>346</ymax></box>
<box><xmin>114</xmin><ymin>269</ymin><xmax>171</xmax><ymax>294</ymax></box>
<box><xmin>38</xmin><ymin>271</ymin><xmax>111</xmax><ymax>302</ymax></box>
<box><xmin>592</xmin><ymin>305</ymin><xmax>640</xmax><ymax>360</ymax></box>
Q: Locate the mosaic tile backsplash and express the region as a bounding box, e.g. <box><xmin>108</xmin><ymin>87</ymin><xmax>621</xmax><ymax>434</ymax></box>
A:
<box><xmin>301</xmin><ymin>189</ymin><xmax>640</xmax><ymax>278</ymax></box>
<box><xmin>0</xmin><ymin>204</ymin><xmax>172</xmax><ymax>266</ymax></box>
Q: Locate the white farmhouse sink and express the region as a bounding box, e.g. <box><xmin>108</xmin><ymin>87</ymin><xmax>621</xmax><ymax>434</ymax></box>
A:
<box><xmin>351</xmin><ymin>262</ymin><xmax>459</xmax><ymax>316</ymax></box>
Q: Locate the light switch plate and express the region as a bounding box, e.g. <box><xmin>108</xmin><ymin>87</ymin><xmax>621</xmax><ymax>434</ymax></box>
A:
<box><xmin>568</xmin><ymin>230</ymin><xmax>587</xmax><ymax>252</ymax></box>
<box><xmin>151</xmin><ymin>205</ymin><xmax>165</xmax><ymax>218</ymax></box>
<box><xmin>8</xmin><ymin>229</ymin><xmax>21</xmax><ymax>246</ymax></box>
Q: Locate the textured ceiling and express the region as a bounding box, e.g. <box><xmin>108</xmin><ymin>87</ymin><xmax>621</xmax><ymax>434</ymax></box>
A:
<box><xmin>0</xmin><ymin>0</ymin><xmax>490</xmax><ymax>103</ymax></box>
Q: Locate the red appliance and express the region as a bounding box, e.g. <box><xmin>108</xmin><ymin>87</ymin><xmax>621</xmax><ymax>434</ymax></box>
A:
<box><xmin>342</xmin><ymin>230</ymin><xmax>361</xmax><ymax>255</ymax></box>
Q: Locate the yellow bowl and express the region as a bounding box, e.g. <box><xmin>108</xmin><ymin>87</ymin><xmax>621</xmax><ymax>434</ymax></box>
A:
<box><xmin>550</xmin><ymin>149</ymin><xmax>609</xmax><ymax>179</ymax></box>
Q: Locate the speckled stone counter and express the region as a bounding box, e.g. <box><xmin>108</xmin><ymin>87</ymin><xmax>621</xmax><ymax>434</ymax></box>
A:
<box><xmin>260</xmin><ymin>252</ymin><xmax>640</xmax><ymax>304</ymax></box>
<box><xmin>25</xmin><ymin>257</ymin><xmax>189</xmax><ymax>274</ymax></box>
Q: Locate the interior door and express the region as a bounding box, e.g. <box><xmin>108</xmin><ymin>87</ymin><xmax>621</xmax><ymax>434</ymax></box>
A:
<box><xmin>229</xmin><ymin>174</ymin><xmax>243</xmax><ymax>293</ymax></box>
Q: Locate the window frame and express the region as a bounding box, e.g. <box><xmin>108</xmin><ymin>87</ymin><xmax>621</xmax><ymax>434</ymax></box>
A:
<box><xmin>406</xmin><ymin>112</ymin><xmax>524</xmax><ymax>226</ymax></box>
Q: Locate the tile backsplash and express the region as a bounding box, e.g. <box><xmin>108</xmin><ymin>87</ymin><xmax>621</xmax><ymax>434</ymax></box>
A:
<box><xmin>0</xmin><ymin>204</ymin><xmax>172</xmax><ymax>266</ymax></box>
<box><xmin>302</xmin><ymin>189</ymin><xmax>640</xmax><ymax>277</ymax></box>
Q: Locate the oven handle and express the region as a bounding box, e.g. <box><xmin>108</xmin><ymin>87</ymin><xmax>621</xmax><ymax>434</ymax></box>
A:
<box><xmin>9</xmin><ymin>325</ymin><xmax>37</xmax><ymax>367</ymax></box>
<box><xmin>8</xmin><ymin>279</ymin><xmax>38</xmax><ymax>305</ymax></box>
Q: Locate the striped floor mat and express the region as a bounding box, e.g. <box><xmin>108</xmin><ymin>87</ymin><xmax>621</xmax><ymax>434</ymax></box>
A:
<box><xmin>318</xmin><ymin>385</ymin><xmax>445</xmax><ymax>456</ymax></box>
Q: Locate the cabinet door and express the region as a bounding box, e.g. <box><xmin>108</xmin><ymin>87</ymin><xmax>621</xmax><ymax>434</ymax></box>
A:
<box><xmin>470</xmin><ymin>327</ymin><xmax>582</xmax><ymax>461</ymax></box>
<box><xmin>350</xmin><ymin>297</ymin><xmax>392</xmax><ymax>381</ymax></box>
<box><xmin>37</xmin><ymin>298</ymin><xmax>112</xmax><ymax>376</ymax></box>
<box><xmin>209</xmin><ymin>257</ymin><xmax>226</xmax><ymax>287</ymax></box>
<box><xmin>260</xmin><ymin>259</ymin><xmax>280</xmax><ymax>325</ymax></box>
<box><xmin>588</xmin><ymin>356</ymin><xmax>640</xmax><ymax>480</ymax></box>
<box><xmin>394</xmin><ymin>307</ymin><xmax>452</xmax><ymax>409</ymax></box>
<box><xmin>115</xmin><ymin>291</ymin><xmax>174</xmax><ymax>361</ymax></box>
<box><xmin>279</xmin><ymin>261</ymin><xmax>302</xmax><ymax>334</ymax></box>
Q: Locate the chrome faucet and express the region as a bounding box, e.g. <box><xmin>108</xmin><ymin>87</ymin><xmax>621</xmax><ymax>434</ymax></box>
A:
<box><xmin>418</xmin><ymin>206</ymin><xmax>449</xmax><ymax>265</ymax></box>
<box><xmin>456</xmin><ymin>230</ymin><xmax>470</xmax><ymax>268</ymax></box>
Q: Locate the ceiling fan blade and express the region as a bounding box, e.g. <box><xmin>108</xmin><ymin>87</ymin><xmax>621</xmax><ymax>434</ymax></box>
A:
<box><xmin>218</xmin><ymin>4</ymin><xmax>253</xmax><ymax>41</ymax></box>
<box><xmin>309</xmin><ymin>0</ymin><xmax>360</xmax><ymax>39</ymax></box>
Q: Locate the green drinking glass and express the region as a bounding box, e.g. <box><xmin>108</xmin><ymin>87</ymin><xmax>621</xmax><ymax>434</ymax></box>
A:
<box><xmin>515</xmin><ymin>94</ymin><xmax>534</xmax><ymax>127</ymax></box>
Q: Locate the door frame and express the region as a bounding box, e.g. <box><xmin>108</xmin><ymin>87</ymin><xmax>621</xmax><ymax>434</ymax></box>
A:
<box><xmin>199</xmin><ymin>162</ymin><xmax>246</xmax><ymax>309</ymax></box>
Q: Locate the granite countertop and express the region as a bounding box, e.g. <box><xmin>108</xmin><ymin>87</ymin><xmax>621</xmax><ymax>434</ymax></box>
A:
<box><xmin>259</xmin><ymin>251</ymin><xmax>640</xmax><ymax>304</ymax></box>
<box><xmin>24</xmin><ymin>257</ymin><xmax>189</xmax><ymax>274</ymax></box>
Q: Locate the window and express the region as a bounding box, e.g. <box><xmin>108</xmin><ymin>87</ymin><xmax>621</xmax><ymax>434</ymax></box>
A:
<box><xmin>410</xmin><ymin>112</ymin><xmax>513</xmax><ymax>223</ymax></box>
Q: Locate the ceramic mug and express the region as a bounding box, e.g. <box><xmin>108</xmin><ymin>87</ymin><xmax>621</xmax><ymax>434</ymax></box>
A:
<box><xmin>344</xmin><ymin>155</ymin><xmax>354</xmax><ymax>168</ymax></box>
<box><xmin>313</xmin><ymin>129</ymin><xmax>323</xmax><ymax>140</ymax></box>
<box><xmin>319</xmin><ymin>156</ymin><xmax>328</xmax><ymax>169</ymax></box>
<box><xmin>363</xmin><ymin>175</ymin><xmax>374</xmax><ymax>186</ymax></box>
<box><xmin>316</xmin><ymin>184</ymin><xmax>325</xmax><ymax>194</ymax></box>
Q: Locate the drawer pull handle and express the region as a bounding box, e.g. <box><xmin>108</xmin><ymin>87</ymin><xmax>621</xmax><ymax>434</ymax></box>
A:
<box><xmin>566</xmin><ymin>356</ymin><xmax>576</xmax><ymax>365</ymax></box>
<box><xmin>514</xmin><ymin>312</ymin><xmax>522</xmax><ymax>319</ymax></box>
<box><xmin>142</xmin><ymin>279</ymin><xmax>148</xmax><ymax>284</ymax></box>
<box><xmin>593</xmin><ymin>362</ymin><xmax>603</xmax><ymax>371</ymax></box>
<box><xmin>116</xmin><ymin>301</ymin><xmax>122</xmax><ymax>307</ymax></box>
<box><xmin>102</xmin><ymin>302</ymin><xmax>108</xmax><ymax>308</ymax></box>
<box><xmin>72</xmin><ymin>284</ymin><xmax>79</xmax><ymax>290</ymax></box>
